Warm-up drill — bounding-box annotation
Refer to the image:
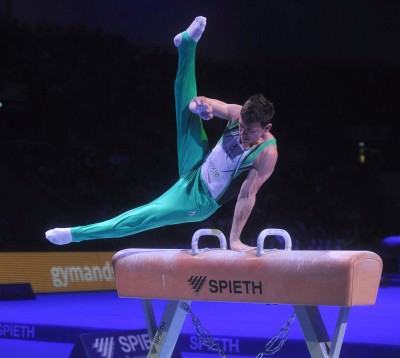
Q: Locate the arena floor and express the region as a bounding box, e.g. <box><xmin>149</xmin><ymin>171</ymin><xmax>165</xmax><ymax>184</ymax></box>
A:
<box><xmin>0</xmin><ymin>284</ymin><xmax>399</xmax><ymax>357</ymax></box>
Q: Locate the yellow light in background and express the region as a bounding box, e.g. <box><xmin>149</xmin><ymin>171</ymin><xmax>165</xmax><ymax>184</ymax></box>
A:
<box><xmin>358</xmin><ymin>141</ymin><xmax>366</xmax><ymax>165</ymax></box>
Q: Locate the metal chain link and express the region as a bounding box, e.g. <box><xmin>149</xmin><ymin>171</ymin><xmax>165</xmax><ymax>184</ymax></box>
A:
<box><xmin>256</xmin><ymin>312</ymin><xmax>297</xmax><ymax>357</ymax></box>
<box><xmin>181</xmin><ymin>302</ymin><xmax>296</xmax><ymax>358</ymax></box>
<box><xmin>181</xmin><ymin>302</ymin><xmax>226</xmax><ymax>358</ymax></box>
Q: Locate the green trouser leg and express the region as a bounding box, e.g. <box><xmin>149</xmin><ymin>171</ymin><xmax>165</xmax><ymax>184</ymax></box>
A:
<box><xmin>175</xmin><ymin>32</ymin><xmax>209</xmax><ymax>177</ymax></box>
<box><xmin>70</xmin><ymin>33</ymin><xmax>219</xmax><ymax>242</ymax></box>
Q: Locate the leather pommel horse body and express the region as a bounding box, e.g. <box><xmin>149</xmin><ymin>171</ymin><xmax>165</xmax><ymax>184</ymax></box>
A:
<box><xmin>113</xmin><ymin>229</ymin><xmax>382</xmax><ymax>358</ymax></box>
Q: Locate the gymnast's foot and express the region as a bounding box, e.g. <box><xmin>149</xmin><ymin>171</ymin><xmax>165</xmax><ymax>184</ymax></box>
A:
<box><xmin>174</xmin><ymin>16</ymin><xmax>207</xmax><ymax>47</ymax></box>
<box><xmin>230</xmin><ymin>240</ymin><xmax>254</xmax><ymax>252</ymax></box>
<box><xmin>45</xmin><ymin>228</ymin><xmax>72</xmax><ymax>245</ymax></box>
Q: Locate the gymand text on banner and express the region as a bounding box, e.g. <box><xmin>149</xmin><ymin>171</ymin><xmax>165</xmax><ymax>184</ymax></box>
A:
<box><xmin>0</xmin><ymin>252</ymin><xmax>115</xmax><ymax>293</ymax></box>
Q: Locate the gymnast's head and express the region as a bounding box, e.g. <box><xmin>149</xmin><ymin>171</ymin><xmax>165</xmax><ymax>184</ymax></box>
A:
<box><xmin>239</xmin><ymin>94</ymin><xmax>274</xmax><ymax>146</ymax></box>
<box><xmin>241</xmin><ymin>93</ymin><xmax>274</xmax><ymax>127</ymax></box>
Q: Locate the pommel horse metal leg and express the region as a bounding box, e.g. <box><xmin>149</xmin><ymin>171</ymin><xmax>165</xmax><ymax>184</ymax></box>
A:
<box><xmin>145</xmin><ymin>299</ymin><xmax>191</xmax><ymax>358</ymax></box>
<box><xmin>142</xmin><ymin>300</ymin><xmax>158</xmax><ymax>340</ymax></box>
<box><xmin>294</xmin><ymin>306</ymin><xmax>350</xmax><ymax>358</ymax></box>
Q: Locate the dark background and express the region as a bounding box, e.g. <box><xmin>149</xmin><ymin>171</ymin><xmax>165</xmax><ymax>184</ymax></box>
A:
<box><xmin>0</xmin><ymin>0</ymin><xmax>399</xmax><ymax>255</ymax></box>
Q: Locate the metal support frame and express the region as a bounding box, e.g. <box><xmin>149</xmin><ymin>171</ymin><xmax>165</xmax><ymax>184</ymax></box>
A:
<box><xmin>142</xmin><ymin>300</ymin><xmax>351</xmax><ymax>358</ymax></box>
<box><xmin>143</xmin><ymin>299</ymin><xmax>191</xmax><ymax>358</ymax></box>
<box><xmin>142</xmin><ymin>299</ymin><xmax>158</xmax><ymax>340</ymax></box>
<box><xmin>294</xmin><ymin>305</ymin><xmax>350</xmax><ymax>358</ymax></box>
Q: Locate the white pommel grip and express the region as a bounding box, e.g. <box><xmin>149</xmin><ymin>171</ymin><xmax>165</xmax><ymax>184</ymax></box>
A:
<box><xmin>257</xmin><ymin>228</ymin><xmax>292</xmax><ymax>256</ymax></box>
<box><xmin>191</xmin><ymin>229</ymin><xmax>227</xmax><ymax>256</ymax></box>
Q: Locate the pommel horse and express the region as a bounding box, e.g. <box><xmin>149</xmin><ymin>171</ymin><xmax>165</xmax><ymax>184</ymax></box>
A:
<box><xmin>112</xmin><ymin>229</ymin><xmax>382</xmax><ymax>358</ymax></box>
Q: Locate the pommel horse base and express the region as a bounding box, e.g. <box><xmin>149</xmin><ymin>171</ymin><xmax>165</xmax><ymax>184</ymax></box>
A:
<box><xmin>112</xmin><ymin>229</ymin><xmax>382</xmax><ymax>358</ymax></box>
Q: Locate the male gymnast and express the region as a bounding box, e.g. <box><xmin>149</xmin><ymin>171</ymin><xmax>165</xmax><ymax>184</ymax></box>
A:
<box><xmin>45</xmin><ymin>16</ymin><xmax>278</xmax><ymax>251</ymax></box>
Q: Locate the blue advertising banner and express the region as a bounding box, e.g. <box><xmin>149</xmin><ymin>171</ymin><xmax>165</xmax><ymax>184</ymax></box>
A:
<box><xmin>70</xmin><ymin>329</ymin><xmax>182</xmax><ymax>358</ymax></box>
<box><xmin>0</xmin><ymin>321</ymin><xmax>101</xmax><ymax>343</ymax></box>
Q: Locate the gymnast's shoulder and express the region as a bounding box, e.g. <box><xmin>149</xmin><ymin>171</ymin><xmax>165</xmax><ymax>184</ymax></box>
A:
<box><xmin>254</xmin><ymin>134</ymin><xmax>278</xmax><ymax>175</ymax></box>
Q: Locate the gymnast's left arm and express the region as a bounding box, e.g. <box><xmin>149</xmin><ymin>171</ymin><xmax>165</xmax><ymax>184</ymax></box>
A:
<box><xmin>229</xmin><ymin>146</ymin><xmax>278</xmax><ymax>252</ymax></box>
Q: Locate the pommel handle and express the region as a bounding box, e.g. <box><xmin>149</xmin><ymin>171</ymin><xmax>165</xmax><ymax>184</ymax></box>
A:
<box><xmin>191</xmin><ymin>229</ymin><xmax>227</xmax><ymax>256</ymax></box>
<box><xmin>256</xmin><ymin>228</ymin><xmax>292</xmax><ymax>256</ymax></box>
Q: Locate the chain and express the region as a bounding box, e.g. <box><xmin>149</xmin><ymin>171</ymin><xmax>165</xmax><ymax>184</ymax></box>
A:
<box><xmin>181</xmin><ymin>302</ymin><xmax>226</xmax><ymax>358</ymax></box>
<box><xmin>181</xmin><ymin>302</ymin><xmax>295</xmax><ymax>358</ymax></box>
<box><xmin>256</xmin><ymin>312</ymin><xmax>297</xmax><ymax>357</ymax></box>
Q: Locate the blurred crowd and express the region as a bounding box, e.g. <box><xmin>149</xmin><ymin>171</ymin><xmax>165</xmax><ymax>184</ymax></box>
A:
<box><xmin>1</xmin><ymin>16</ymin><xmax>398</xmax><ymax>252</ymax></box>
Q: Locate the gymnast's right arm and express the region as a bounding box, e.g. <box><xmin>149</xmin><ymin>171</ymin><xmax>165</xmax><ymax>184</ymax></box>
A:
<box><xmin>189</xmin><ymin>96</ymin><xmax>242</xmax><ymax>121</ymax></box>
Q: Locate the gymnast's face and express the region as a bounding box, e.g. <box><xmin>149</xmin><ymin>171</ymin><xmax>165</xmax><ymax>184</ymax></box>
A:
<box><xmin>238</xmin><ymin>118</ymin><xmax>271</xmax><ymax>148</ymax></box>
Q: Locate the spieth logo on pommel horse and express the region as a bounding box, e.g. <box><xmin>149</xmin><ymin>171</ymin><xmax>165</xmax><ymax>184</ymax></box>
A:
<box><xmin>112</xmin><ymin>228</ymin><xmax>383</xmax><ymax>358</ymax></box>
<box><xmin>188</xmin><ymin>275</ymin><xmax>263</xmax><ymax>296</ymax></box>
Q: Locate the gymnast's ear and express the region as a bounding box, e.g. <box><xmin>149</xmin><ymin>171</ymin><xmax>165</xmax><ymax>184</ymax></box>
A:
<box><xmin>264</xmin><ymin>123</ymin><xmax>272</xmax><ymax>132</ymax></box>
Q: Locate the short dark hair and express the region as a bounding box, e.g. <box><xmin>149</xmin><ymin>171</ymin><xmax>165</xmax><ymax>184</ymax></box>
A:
<box><xmin>240</xmin><ymin>94</ymin><xmax>275</xmax><ymax>128</ymax></box>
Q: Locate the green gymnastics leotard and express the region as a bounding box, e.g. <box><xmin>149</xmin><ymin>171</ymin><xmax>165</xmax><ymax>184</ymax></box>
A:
<box><xmin>70</xmin><ymin>33</ymin><xmax>276</xmax><ymax>242</ymax></box>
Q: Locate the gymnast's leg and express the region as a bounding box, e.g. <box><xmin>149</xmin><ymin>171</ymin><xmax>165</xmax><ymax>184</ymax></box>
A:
<box><xmin>174</xmin><ymin>16</ymin><xmax>209</xmax><ymax>178</ymax></box>
<box><xmin>45</xmin><ymin>17</ymin><xmax>210</xmax><ymax>245</ymax></box>
<box><xmin>54</xmin><ymin>180</ymin><xmax>214</xmax><ymax>243</ymax></box>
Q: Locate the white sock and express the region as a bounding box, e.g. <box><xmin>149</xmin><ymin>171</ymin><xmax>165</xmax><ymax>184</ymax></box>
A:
<box><xmin>174</xmin><ymin>16</ymin><xmax>207</xmax><ymax>47</ymax></box>
<box><xmin>45</xmin><ymin>228</ymin><xmax>73</xmax><ymax>245</ymax></box>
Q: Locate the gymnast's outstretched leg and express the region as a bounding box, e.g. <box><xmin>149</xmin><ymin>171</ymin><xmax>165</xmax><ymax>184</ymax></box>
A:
<box><xmin>45</xmin><ymin>16</ymin><xmax>216</xmax><ymax>245</ymax></box>
<box><xmin>174</xmin><ymin>16</ymin><xmax>209</xmax><ymax>177</ymax></box>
